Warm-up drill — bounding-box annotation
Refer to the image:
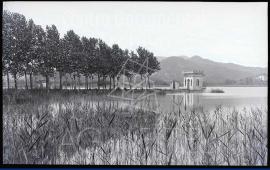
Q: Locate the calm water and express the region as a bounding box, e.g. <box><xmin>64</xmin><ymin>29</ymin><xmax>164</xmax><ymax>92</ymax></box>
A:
<box><xmin>39</xmin><ymin>86</ymin><xmax>268</xmax><ymax>115</ymax></box>
<box><xmin>156</xmin><ymin>86</ymin><xmax>267</xmax><ymax>113</ymax></box>
<box><xmin>50</xmin><ymin>86</ymin><xmax>267</xmax><ymax>113</ymax></box>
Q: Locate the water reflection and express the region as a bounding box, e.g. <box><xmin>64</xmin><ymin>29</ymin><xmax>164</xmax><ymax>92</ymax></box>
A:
<box><xmin>162</xmin><ymin>87</ymin><xmax>267</xmax><ymax>113</ymax></box>
<box><xmin>46</xmin><ymin>86</ymin><xmax>267</xmax><ymax>115</ymax></box>
<box><xmin>165</xmin><ymin>93</ymin><xmax>200</xmax><ymax>113</ymax></box>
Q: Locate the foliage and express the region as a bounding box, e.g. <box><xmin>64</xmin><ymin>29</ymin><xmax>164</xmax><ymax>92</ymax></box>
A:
<box><xmin>2</xmin><ymin>10</ymin><xmax>160</xmax><ymax>90</ymax></box>
<box><xmin>210</xmin><ymin>89</ymin><xmax>224</xmax><ymax>93</ymax></box>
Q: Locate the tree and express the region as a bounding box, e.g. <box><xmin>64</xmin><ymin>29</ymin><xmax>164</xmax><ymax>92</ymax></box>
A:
<box><xmin>45</xmin><ymin>25</ymin><xmax>62</xmax><ymax>89</ymax></box>
<box><xmin>122</xmin><ymin>49</ymin><xmax>132</xmax><ymax>89</ymax></box>
<box><xmin>58</xmin><ymin>39</ymin><xmax>68</xmax><ymax>89</ymax></box>
<box><xmin>98</xmin><ymin>40</ymin><xmax>112</xmax><ymax>89</ymax></box>
<box><xmin>39</xmin><ymin>25</ymin><xmax>59</xmax><ymax>90</ymax></box>
<box><xmin>35</xmin><ymin>25</ymin><xmax>49</xmax><ymax>89</ymax></box>
<box><xmin>94</xmin><ymin>39</ymin><xmax>104</xmax><ymax>89</ymax></box>
<box><xmin>81</xmin><ymin>37</ymin><xmax>90</xmax><ymax>89</ymax></box>
<box><xmin>8</xmin><ymin>12</ymin><xmax>28</xmax><ymax>89</ymax></box>
<box><xmin>23</xmin><ymin>19</ymin><xmax>38</xmax><ymax>89</ymax></box>
<box><xmin>136</xmin><ymin>47</ymin><xmax>148</xmax><ymax>81</ymax></box>
<box><xmin>125</xmin><ymin>51</ymin><xmax>139</xmax><ymax>89</ymax></box>
<box><xmin>89</xmin><ymin>38</ymin><xmax>99</xmax><ymax>89</ymax></box>
<box><xmin>81</xmin><ymin>37</ymin><xmax>98</xmax><ymax>89</ymax></box>
<box><xmin>3</xmin><ymin>10</ymin><xmax>161</xmax><ymax>92</ymax></box>
<box><xmin>146</xmin><ymin>52</ymin><xmax>160</xmax><ymax>88</ymax></box>
<box><xmin>59</xmin><ymin>37</ymin><xmax>71</xmax><ymax>89</ymax></box>
<box><xmin>62</xmin><ymin>30</ymin><xmax>83</xmax><ymax>89</ymax></box>
<box><xmin>20</xmin><ymin>19</ymin><xmax>35</xmax><ymax>90</ymax></box>
<box><xmin>2</xmin><ymin>10</ymin><xmax>13</xmax><ymax>89</ymax></box>
<box><xmin>110</xmin><ymin>44</ymin><xmax>125</xmax><ymax>88</ymax></box>
<box><xmin>136</xmin><ymin>46</ymin><xmax>160</xmax><ymax>89</ymax></box>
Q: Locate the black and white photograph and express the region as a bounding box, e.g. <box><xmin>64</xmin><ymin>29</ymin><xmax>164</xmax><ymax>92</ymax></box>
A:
<box><xmin>2</xmin><ymin>1</ymin><xmax>268</xmax><ymax>165</ymax></box>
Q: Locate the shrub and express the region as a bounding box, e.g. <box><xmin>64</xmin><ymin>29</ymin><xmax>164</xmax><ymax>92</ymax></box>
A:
<box><xmin>210</xmin><ymin>88</ymin><xmax>224</xmax><ymax>93</ymax></box>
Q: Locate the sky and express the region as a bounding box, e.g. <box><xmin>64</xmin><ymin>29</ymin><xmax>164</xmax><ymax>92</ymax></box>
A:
<box><xmin>3</xmin><ymin>2</ymin><xmax>268</xmax><ymax>68</ymax></box>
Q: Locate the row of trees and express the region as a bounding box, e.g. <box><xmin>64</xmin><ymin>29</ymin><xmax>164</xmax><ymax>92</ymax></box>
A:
<box><xmin>2</xmin><ymin>10</ymin><xmax>160</xmax><ymax>90</ymax></box>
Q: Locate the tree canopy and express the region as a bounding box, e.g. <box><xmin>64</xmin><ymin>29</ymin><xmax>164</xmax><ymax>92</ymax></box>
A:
<box><xmin>2</xmin><ymin>10</ymin><xmax>160</xmax><ymax>90</ymax></box>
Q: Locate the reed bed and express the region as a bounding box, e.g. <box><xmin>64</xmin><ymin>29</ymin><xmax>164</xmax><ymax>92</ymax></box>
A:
<box><xmin>3</xmin><ymin>90</ymin><xmax>267</xmax><ymax>165</ymax></box>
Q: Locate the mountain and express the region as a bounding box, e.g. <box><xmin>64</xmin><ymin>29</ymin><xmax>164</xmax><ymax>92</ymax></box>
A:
<box><xmin>151</xmin><ymin>56</ymin><xmax>267</xmax><ymax>85</ymax></box>
<box><xmin>156</xmin><ymin>55</ymin><xmax>188</xmax><ymax>62</ymax></box>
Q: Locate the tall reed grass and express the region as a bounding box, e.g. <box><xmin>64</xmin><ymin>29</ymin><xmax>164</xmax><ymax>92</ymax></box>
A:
<box><xmin>3</xmin><ymin>90</ymin><xmax>267</xmax><ymax>165</ymax></box>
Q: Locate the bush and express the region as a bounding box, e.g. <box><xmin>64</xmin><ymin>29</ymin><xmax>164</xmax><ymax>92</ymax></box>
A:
<box><xmin>210</xmin><ymin>88</ymin><xmax>224</xmax><ymax>93</ymax></box>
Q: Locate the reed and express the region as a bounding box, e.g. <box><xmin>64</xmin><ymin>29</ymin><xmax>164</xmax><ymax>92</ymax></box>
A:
<box><xmin>3</xmin><ymin>90</ymin><xmax>267</xmax><ymax>165</ymax></box>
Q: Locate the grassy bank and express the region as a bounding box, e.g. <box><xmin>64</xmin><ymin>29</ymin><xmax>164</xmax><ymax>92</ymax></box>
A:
<box><xmin>3</xmin><ymin>90</ymin><xmax>267</xmax><ymax>165</ymax></box>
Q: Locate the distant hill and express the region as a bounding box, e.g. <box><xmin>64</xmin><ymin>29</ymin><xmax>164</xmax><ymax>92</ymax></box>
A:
<box><xmin>151</xmin><ymin>56</ymin><xmax>267</xmax><ymax>85</ymax></box>
<box><xmin>156</xmin><ymin>55</ymin><xmax>188</xmax><ymax>62</ymax></box>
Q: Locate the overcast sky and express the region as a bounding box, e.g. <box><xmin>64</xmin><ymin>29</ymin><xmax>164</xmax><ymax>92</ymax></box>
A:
<box><xmin>3</xmin><ymin>2</ymin><xmax>268</xmax><ymax>67</ymax></box>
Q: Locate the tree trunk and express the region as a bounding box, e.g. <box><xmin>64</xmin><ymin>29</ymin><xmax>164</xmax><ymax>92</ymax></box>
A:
<box><xmin>29</xmin><ymin>73</ymin><xmax>33</xmax><ymax>89</ymax></box>
<box><xmin>45</xmin><ymin>75</ymin><xmax>49</xmax><ymax>90</ymax></box>
<box><xmin>73</xmin><ymin>74</ymin><xmax>76</xmax><ymax>90</ymax></box>
<box><xmin>85</xmin><ymin>75</ymin><xmax>88</xmax><ymax>90</ymax></box>
<box><xmin>59</xmin><ymin>72</ymin><xmax>62</xmax><ymax>90</ymax></box>
<box><xmin>104</xmin><ymin>76</ymin><xmax>107</xmax><ymax>89</ymax></box>
<box><xmin>103</xmin><ymin>76</ymin><xmax>106</xmax><ymax>89</ymax></box>
<box><xmin>145</xmin><ymin>75</ymin><xmax>147</xmax><ymax>89</ymax></box>
<box><xmin>69</xmin><ymin>74</ymin><xmax>72</xmax><ymax>89</ymax></box>
<box><xmin>116</xmin><ymin>76</ymin><xmax>120</xmax><ymax>87</ymax></box>
<box><xmin>24</xmin><ymin>71</ymin><xmax>28</xmax><ymax>90</ymax></box>
<box><xmin>141</xmin><ymin>74</ymin><xmax>143</xmax><ymax>89</ymax></box>
<box><xmin>113</xmin><ymin>76</ymin><xmax>115</xmax><ymax>89</ymax></box>
<box><xmin>97</xmin><ymin>75</ymin><xmax>100</xmax><ymax>90</ymax></box>
<box><xmin>65</xmin><ymin>76</ymin><xmax>68</xmax><ymax>89</ymax></box>
<box><xmin>148</xmin><ymin>76</ymin><xmax>150</xmax><ymax>89</ymax></box>
<box><xmin>54</xmin><ymin>73</ymin><xmax>56</xmax><ymax>89</ymax></box>
<box><xmin>109</xmin><ymin>77</ymin><xmax>112</xmax><ymax>90</ymax></box>
<box><xmin>6</xmin><ymin>71</ymin><xmax>10</xmax><ymax>89</ymax></box>
<box><xmin>78</xmin><ymin>74</ymin><xmax>81</xmax><ymax>90</ymax></box>
<box><xmin>129</xmin><ymin>77</ymin><xmax>132</xmax><ymax>90</ymax></box>
<box><xmin>91</xmin><ymin>75</ymin><xmax>93</xmax><ymax>90</ymax></box>
<box><xmin>53</xmin><ymin>73</ymin><xmax>57</xmax><ymax>89</ymax></box>
<box><xmin>14</xmin><ymin>74</ymin><xmax>17</xmax><ymax>90</ymax></box>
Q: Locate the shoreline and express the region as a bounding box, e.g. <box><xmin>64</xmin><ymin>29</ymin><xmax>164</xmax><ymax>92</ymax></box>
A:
<box><xmin>206</xmin><ymin>85</ymin><xmax>268</xmax><ymax>87</ymax></box>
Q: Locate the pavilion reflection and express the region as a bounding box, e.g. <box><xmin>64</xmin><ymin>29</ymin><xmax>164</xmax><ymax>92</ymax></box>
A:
<box><xmin>170</xmin><ymin>93</ymin><xmax>200</xmax><ymax>112</ymax></box>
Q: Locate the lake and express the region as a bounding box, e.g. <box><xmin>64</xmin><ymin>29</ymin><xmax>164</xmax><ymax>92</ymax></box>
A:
<box><xmin>155</xmin><ymin>86</ymin><xmax>267</xmax><ymax>113</ymax></box>
<box><xmin>44</xmin><ymin>86</ymin><xmax>267</xmax><ymax>114</ymax></box>
<box><xmin>31</xmin><ymin>86</ymin><xmax>266</xmax><ymax>116</ymax></box>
